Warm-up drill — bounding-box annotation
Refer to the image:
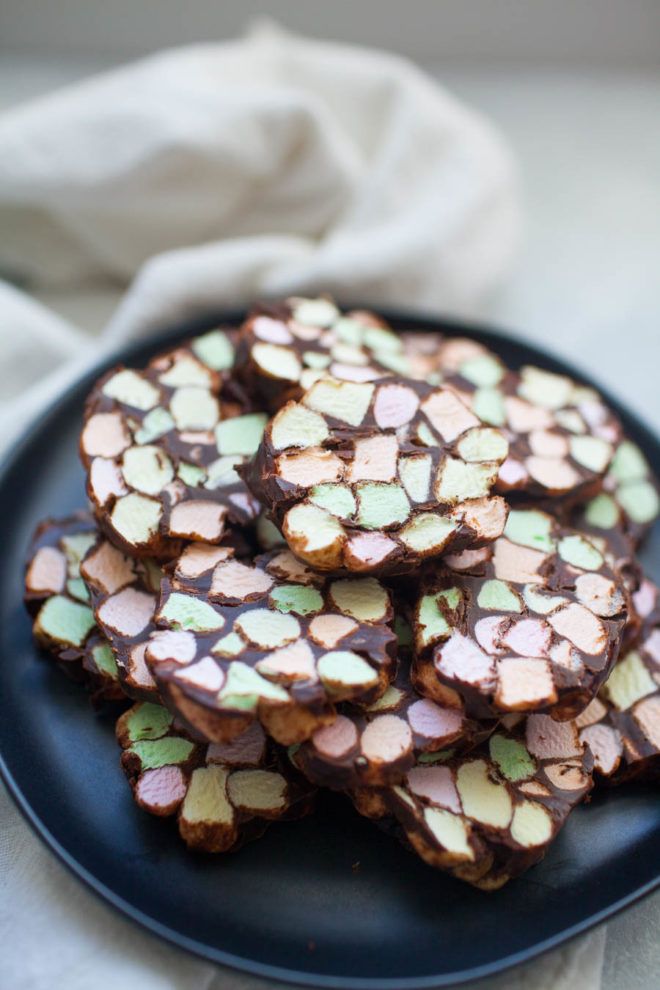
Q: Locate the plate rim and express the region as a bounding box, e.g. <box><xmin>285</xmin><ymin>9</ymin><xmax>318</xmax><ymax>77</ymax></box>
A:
<box><xmin>1</xmin><ymin>304</ymin><xmax>658</xmax><ymax>989</ymax></box>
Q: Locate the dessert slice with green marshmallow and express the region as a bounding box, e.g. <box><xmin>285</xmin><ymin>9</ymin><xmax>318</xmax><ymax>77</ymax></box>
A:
<box><xmin>411</xmin><ymin>507</ymin><xmax>628</xmax><ymax>722</ymax></box>
<box><xmin>73</xmin><ymin>510</ymin><xmax>254</xmax><ymax>702</ymax></box>
<box><xmin>294</xmin><ymin>613</ymin><xmax>492</xmax><ymax>791</ymax></box>
<box><xmin>401</xmin><ymin>342</ymin><xmax>622</xmax><ymax>506</ymax></box>
<box><xmin>373</xmin><ymin>712</ymin><xmax>593</xmax><ymax>890</ymax></box>
<box><xmin>572</xmin><ymin>437</ymin><xmax>659</xmax><ymax>564</ymax></box>
<box><xmin>24</xmin><ymin>513</ymin><xmax>124</xmax><ymax>701</ymax></box>
<box><xmin>576</xmin><ymin>576</ymin><xmax>660</xmax><ymax>785</ymax></box>
<box><xmin>80</xmin><ymin>530</ymin><xmax>164</xmax><ymax>703</ymax></box>
<box><xmin>117</xmin><ymin>702</ymin><xmax>315</xmax><ymax>853</ymax></box>
<box><xmin>145</xmin><ymin>543</ymin><xmax>398</xmax><ymax>746</ymax></box>
<box><xmin>234</xmin><ymin>296</ymin><xmax>422</xmax><ymax>411</ymax></box>
<box><xmin>243</xmin><ymin>375</ymin><xmax>510</xmax><ymax>576</ymax></box>
<box><xmin>80</xmin><ymin>326</ymin><xmax>266</xmax><ymax>559</ymax></box>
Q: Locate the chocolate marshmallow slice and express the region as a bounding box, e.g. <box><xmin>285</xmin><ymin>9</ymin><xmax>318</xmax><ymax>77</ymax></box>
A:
<box><xmin>376</xmin><ymin>712</ymin><xmax>592</xmax><ymax>889</ymax></box>
<box><xmin>117</xmin><ymin>701</ymin><xmax>314</xmax><ymax>851</ymax></box>
<box><xmin>577</xmin><ymin>576</ymin><xmax>660</xmax><ymax>784</ymax></box>
<box><xmin>295</xmin><ymin>654</ymin><xmax>488</xmax><ymax>791</ymax></box>
<box><xmin>81</xmin><ymin>328</ymin><xmax>264</xmax><ymax>558</ymax></box>
<box><xmin>412</xmin><ymin>508</ymin><xmax>628</xmax><ymax>720</ymax></box>
<box><xmin>146</xmin><ymin>546</ymin><xmax>397</xmax><ymax>745</ymax></box>
<box><xmin>81</xmin><ymin>533</ymin><xmax>164</xmax><ymax>702</ymax></box>
<box><xmin>24</xmin><ymin>514</ymin><xmax>123</xmax><ymax>700</ymax></box>
<box><xmin>244</xmin><ymin>376</ymin><xmax>509</xmax><ymax>576</ymax></box>
<box><xmin>573</xmin><ymin>438</ymin><xmax>659</xmax><ymax>565</ymax></box>
<box><xmin>234</xmin><ymin>297</ymin><xmax>415</xmax><ymax>410</ymax></box>
<box><xmin>404</xmin><ymin>343</ymin><xmax>621</xmax><ymax>506</ymax></box>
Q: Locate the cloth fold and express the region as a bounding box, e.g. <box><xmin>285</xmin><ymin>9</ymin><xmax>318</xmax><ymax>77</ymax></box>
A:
<box><xmin>0</xmin><ymin>23</ymin><xmax>520</xmax><ymax>346</ymax></box>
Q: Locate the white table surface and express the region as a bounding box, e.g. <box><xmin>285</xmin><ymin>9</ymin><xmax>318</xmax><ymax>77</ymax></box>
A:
<box><xmin>0</xmin><ymin>52</ymin><xmax>658</xmax><ymax>990</ymax></box>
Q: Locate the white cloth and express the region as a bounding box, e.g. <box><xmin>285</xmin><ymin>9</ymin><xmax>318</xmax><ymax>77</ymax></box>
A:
<box><xmin>0</xmin><ymin>22</ymin><xmax>519</xmax><ymax>335</ymax></box>
<box><xmin>0</xmin><ymin>24</ymin><xmax>609</xmax><ymax>990</ymax></box>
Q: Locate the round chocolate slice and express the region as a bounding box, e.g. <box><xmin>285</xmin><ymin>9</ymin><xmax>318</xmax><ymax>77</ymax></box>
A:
<box><xmin>81</xmin><ymin>533</ymin><xmax>163</xmax><ymax>702</ymax></box>
<box><xmin>295</xmin><ymin>658</ymin><xmax>487</xmax><ymax>791</ymax></box>
<box><xmin>412</xmin><ymin>508</ymin><xmax>628</xmax><ymax>720</ymax></box>
<box><xmin>117</xmin><ymin>702</ymin><xmax>315</xmax><ymax>853</ymax></box>
<box><xmin>379</xmin><ymin>712</ymin><xmax>593</xmax><ymax>889</ymax></box>
<box><xmin>244</xmin><ymin>376</ymin><xmax>509</xmax><ymax>575</ymax></box>
<box><xmin>24</xmin><ymin>513</ymin><xmax>123</xmax><ymax>701</ymax></box>
<box><xmin>573</xmin><ymin>438</ymin><xmax>659</xmax><ymax>556</ymax></box>
<box><xmin>81</xmin><ymin>328</ymin><xmax>265</xmax><ymax>558</ymax></box>
<box><xmin>399</xmin><ymin>337</ymin><xmax>621</xmax><ymax>504</ymax></box>
<box><xmin>235</xmin><ymin>297</ymin><xmax>414</xmax><ymax>410</ymax></box>
<box><xmin>577</xmin><ymin>576</ymin><xmax>660</xmax><ymax>784</ymax></box>
<box><xmin>146</xmin><ymin>545</ymin><xmax>397</xmax><ymax>745</ymax></box>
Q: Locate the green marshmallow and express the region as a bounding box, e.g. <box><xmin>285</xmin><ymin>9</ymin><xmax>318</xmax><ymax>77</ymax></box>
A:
<box><xmin>584</xmin><ymin>493</ymin><xmax>619</xmax><ymax>530</ymax></box>
<box><xmin>160</xmin><ymin>592</ymin><xmax>225</xmax><ymax>632</ymax></box>
<box><xmin>417</xmin><ymin>594</ymin><xmax>451</xmax><ymax>647</ymax></box>
<box><xmin>129</xmin><ymin>736</ymin><xmax>195</xmax><ymax>770</ymax></box>
<box><xmin>504</xmin><ymin>509</ymin><xmax>554</xmax><ymax>552</ymax></box>
<box><xmin>317</xmin><ymin>651</ymin><xmax>377</xmax><ymax>690</ymax></box>
<box><xmin>356</xmin><ymin>482</ymin><xmax>411</xmax><ymax>529</ymax></box>
<box><xmin>472</xmin><ymin>387</ymin><xmax>506</xmax><ymax>427</ymax></box>
<box><xmin>218</xmin><ymin>661</ymin><xmax>288</xmax><ymax>705</ymax></box>
<box><xmin>37</xmin><ymin>595</ymin><xmax>96</xmax><ymax>648</ymax></box>
<box><xmin>235</xmin><ymin>609</ymin><xmax>300</xmax><ymax>649</ymax></box>
<box><xmin>215</xmin><ymin>413</ymin><xmax>267</xmax><ymax>456</ymax></box>
<box><xmin>489</xmin><ymin>734</ymin><xmax>536</xmax><ymax>781</ymax></box>
<box><xmin>609</xmin><ymin>440</ymin><xmax>649</xmax><ymax>483</ymax></box>
<box><xmin>477</xmin><ymin>579</ymin><xmax>522</xmax><ymax>613</ymax></box>
<box><xmin>102</xmin><ymin>370</ymin><xmax>160</xmax><ymax>411</ymax></box>
<box><xmin>269</xmin><ymin>584</ymin><xmax>324</xmax><ymax>616</ymax></box>
<box><xmin>309</xmin><ymin>483</ymin><xmax>356</xmax><ymax>519</ymax></box>
<box><xmin>558</xmin><ymin>535</ymin><xmax>603</xmax><ymax>571</ymax></box>
<box><xmin>91</xmin><ymin>641</ymin><xmax>119</xmax><ymax>680</ymax></box>
<box><xmin>459</xmin><ymin>355</ymin><xmax>504</xmax><ymax>388</ymax></box>
<box><xmin>61</xmin><ymin>531</ymin><xmax>97</xmax><ymax>574</ymax></box>
<box><xmin>211</xmin><ymin>631</ymin><xmax>245</xmax><ymax>657</ymax></box>
<box><xmin>66</xmin><ymin>577</ymin><xmax>90</xmax><ymax>603</ymax></box>
<box><xmin>617</xmin><ymin>480</ymin><xmax>660</xmax><ymax>525</ymax></box>
<box><xmin>192</xmin><ymin>329</ymin><xmax>235</xmax><ymax>371</ymax></box>
<box><xmin>177</xmin><ymin>461</ymin><xmax>207</xmax><ymax>487</ymax></box>
<box><xmin>134</xmin><ymin>407</ymin><xmax>175</xmax><ymax>445</ymax></box>
<box><xmin>125</xmin><ymin>702</ymin><xmax>174</xmax><ymax>742</ymax></box>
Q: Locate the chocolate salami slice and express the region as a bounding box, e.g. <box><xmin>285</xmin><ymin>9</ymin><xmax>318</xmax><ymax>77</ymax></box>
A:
<box><xmin>376</xmin><ymin>713</ymin><xmax>593</xmax><ymax>889</ymax></box>
<box><xmin>117</xmin><ymin>702</ymin><xmax>315</xmax><ymax>852</ymax></box>
<box><xmin>235</xmin><ymin>297</ymin><xmax>415</xmax><ymax>410</ymax></box>
<box><xmin>80</xmin><ymin>533</ymin><xmax>163</xmax><ymax>702</ymax></box>
<box><xmin>24</xmin><ymin>514</ymin><xmax>124</xmax><ymax>701</ymax></box>
<box><xmin>430</xmin><ymin>351</ymin><xmax>620</xmax><ymax>505</ymax></box>
<box><xmin>295</xmin><ymin>614</ymin><xmax>489</xmax><ymax>791</ymax></box>
<box><xmin>400</xmin><ymin>335</ymin><xmax>621</xmax><ymax>505</ymax></box>
<box><xmin>412</xmin><ymin>508</ymin><xmax>628</xmax><ymax>720</ymax></box>
<box><xmin>146</xmin><ymin>545</ymin><xmax>397</xmax><ymax>745</ymax></box>
<box><xmin>81</xmin><ymin>328</ymin><xmax>265</xmax><ymax>558</ymax></box>
<box><xmin>573</xmin><ymin>438</ymin><xmax>659</xmax><ymax>557</ymax></box>
<box><xmin>244</xmin><ymin>376</ymin><xmax>509</xmax><ymax>575</ymax></box>
<box><xmin>577</xmin><ymin>576</ymin><xmax>660</xmax><ymax>784</ymax></box>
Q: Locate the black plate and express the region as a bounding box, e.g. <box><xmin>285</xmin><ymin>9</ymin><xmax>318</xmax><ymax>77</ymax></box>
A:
<box><xmin>1</xmin><ymin>309</ymin><xmax>658</xmax><ymax>989</ymax></box>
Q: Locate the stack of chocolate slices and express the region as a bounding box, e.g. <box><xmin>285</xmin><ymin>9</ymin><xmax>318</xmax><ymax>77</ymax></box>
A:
<box><xmin>24</xmin><ymin>297</ymin><xmax>659</xmax><ymax>888</ymax></box>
